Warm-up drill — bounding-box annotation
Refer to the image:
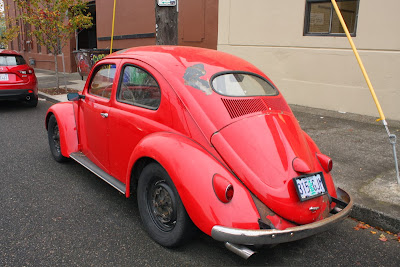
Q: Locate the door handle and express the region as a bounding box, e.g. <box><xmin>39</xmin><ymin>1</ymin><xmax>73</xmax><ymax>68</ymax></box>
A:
<box><xmin>100</xmin><ymin>112</ymin><xmax>109</xmax><ymax>118</ymax></box>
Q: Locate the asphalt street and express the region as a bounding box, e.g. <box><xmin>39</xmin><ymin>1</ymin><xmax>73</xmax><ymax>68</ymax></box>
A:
<box><xmin>0</xmin><ymin>99</ymin><xmax>399</xmax><ymax>266</ymax></box>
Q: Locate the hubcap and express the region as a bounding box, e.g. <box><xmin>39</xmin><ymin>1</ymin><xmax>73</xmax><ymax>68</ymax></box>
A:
<box><xmin>148</xmin><ymin>180</ymin><xmax>177</xmax><ymax>232</ymax></box>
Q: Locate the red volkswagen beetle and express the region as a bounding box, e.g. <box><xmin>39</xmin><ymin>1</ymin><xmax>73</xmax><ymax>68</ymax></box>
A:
<box><xmin>46</xmin><ymin>46</ymin><xmax>352</xmax><ymax>258</ymax></box>
<box><xmin>0</xmin><ymin>50</ymin><xmax>38</xmax><ymax>107</ymax></box>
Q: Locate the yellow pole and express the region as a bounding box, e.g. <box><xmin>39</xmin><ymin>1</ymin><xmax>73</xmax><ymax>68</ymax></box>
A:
<box><xmin>331</xmin><ymin>1</ymin><xmax>400</xmax><ymax>184</ymax></box>
<box><xmin>110</xmin><ymin>0</ymin><xmax>117</xmax><ymax>54</ymax></box>
<box><xmin>330</xmin><ymin>0</ymin><xmax>385</xmax><ymax>122</ymax></box>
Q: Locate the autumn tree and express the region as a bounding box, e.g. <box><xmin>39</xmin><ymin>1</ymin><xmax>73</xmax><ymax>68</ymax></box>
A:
<box><xmin>15</xmin><ymin>0</ymin><xmax>93</xmax><ymax>89</ymax></box>
<box><xmin>0</xmin><ymin>2</ymin><xmax>19</xmax><ymax>48</ymax></box>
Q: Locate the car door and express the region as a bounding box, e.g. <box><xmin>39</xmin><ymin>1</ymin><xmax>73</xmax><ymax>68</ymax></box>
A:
<box><xmin>107</xmin><ymin>60</ymin><xmax>173</xmax><ymax>182</ymax></box>
<box><xmin>79</xmin><ymin>62</ymin><xmax>120</xmax><ymax>172</ymax></box>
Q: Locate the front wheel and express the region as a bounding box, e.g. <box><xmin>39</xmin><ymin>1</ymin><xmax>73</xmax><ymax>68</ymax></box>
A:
<box><xmin>47</xmin><ymin>115</ymin><xmax>68</xmax><ymax>162</ymax></box>
<box><xmin>137</xmin><ymin>163</ymin><xmax>196</xmax><ymax>247</ymax></box>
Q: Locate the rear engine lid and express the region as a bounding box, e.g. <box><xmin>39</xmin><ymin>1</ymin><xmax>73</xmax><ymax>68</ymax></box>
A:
<box><xmin>211</xmin><ymin>112</ymin><xmax>330</xmax><ymax>224</ymax></box>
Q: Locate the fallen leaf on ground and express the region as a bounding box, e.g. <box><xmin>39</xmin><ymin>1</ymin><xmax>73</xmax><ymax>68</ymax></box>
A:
<box><xmin>355</xmin><ymin>223</ymin><xmax>369</xmax><ymax>229</ymax></box>
<box><xmin>379</xmin><ymin>234</ymin><xmax>388</xmax><ymax>242</ymax></box>
<box><xmin>370</xmin><ymin>231</ymin><xmax>377</xmax><ymax>234</ymax></box>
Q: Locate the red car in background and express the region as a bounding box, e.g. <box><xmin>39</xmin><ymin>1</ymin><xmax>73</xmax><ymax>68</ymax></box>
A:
<box><xmin>0</xmin><ymin>50</ymin><xmax>38</xmax><ymax>107</ymax></box>
<box><xmin>46</xmin><ymin>46</ymin><xmax>352</xmax><ymax>259</ymax></box>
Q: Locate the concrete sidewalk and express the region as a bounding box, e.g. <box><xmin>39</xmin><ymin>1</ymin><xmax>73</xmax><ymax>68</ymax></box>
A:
<box><xmin>36</xmin><ymin>68</ymin><xmax>86</xmax><ymax>102</ymax></box>
<box><xmin>36</xmin><ymin>68</ymin><xmax>400</xmax><ymax>233</ymax></box>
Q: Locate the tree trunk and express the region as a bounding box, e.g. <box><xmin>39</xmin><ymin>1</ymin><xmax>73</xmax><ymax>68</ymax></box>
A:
<box><xmin>155</xmin><ymin>1</ymin><xmax>178</xmax><ymax>45</ymax></box>
<box><xmin>53</xmin><ymin>53</ymin><xmax>59</xmax><ymax>90</ymax></box>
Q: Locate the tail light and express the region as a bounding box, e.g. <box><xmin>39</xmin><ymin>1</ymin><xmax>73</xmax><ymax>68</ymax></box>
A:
<box><xmin>292</xmin><ymin>157</ymin><xmax>311</xmax><ymax>173</ymax></box>
<box><xmin>316</xmin><ymin>153</ymin><xmax>333</xmax><ymax>173</ymax></box>
<box><xmin>212</xmin><ymin>174</ymin><xmax>234</xmax><ymax>203</ymax></box>
<box><xmin>19</xmin><ymin>69</ymin><xmax>34</xmax><ymax>75</ymax></box>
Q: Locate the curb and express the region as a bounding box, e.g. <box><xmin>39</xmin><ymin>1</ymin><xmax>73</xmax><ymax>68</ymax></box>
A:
<box><xmin>39</xmin><ymin>92</ymin><xmax>57</xmax><ymax>102</ymax></box>
<box><xmin>351</xmin><ymin>204</ymin><xmax>400</xmax><ymax>233</ymax></box>
<box><xmin>38</xmin><ymin>92</ymin><xmax>63</xmax><ymax>103</ymax></box>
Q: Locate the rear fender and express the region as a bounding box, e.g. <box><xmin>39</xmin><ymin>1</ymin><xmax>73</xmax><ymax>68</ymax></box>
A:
<box><xmin>303</xmin><ymin>131</ymin><xmax>337</xmax><ymax>199</ymax></box>
<box><xmin>45</xmin><ymin>102</ymin><xmax>78</xmax><ymax>157</ymax></box>
<box><xmin>302</xmin><ymin>130</ymin><xmax>320</xmax><ymax>153</ymax></box>
<box><xmin>127</xmin><ymin>132</ymin><xmax>261</xmax><ymax>236</ymax></box>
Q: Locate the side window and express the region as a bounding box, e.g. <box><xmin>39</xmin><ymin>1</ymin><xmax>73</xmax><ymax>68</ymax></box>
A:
<box><xmin>117</xmin><ymin>65</ymin><xmax>161</xmax><ymax>109</ymax></box>
<box><xmin>88</xmin><ymin>64</ymin><xmax>117</xmax><ymax>99</ymax></box>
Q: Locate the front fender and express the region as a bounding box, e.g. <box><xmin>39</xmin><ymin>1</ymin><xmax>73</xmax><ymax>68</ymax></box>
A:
<box><xmin>46</xmin><ymin>102</ymin><xmax>78</xmax><ymax>157</ymax></box>
<box><xmin>127</xmin><ymin>132</ymin><xmax>261</xmax><ymax>236</ymax></box>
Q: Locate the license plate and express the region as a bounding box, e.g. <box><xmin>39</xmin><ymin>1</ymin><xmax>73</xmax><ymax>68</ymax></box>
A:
<box><xmin>0</xmin><ymin>74</ymin><xmax>9</xmax><ymax>81</ymax></box>
<box><xmin>293</xmin><ymin>172</ymin><xmax>327</xmax><ymax>201</ymax></box>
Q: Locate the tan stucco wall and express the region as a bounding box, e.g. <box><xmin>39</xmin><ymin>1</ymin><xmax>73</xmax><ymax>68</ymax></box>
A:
<box><xmin>218</xmin><ymin>0</ymin><xmax>400</xmax><ymax>120</ymax></box>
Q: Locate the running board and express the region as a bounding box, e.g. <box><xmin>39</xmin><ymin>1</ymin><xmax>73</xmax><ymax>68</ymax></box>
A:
<box><xmin>70</xmin><ymin>152</ymin><xmax>126</xmax><ymax>194</ymax></box>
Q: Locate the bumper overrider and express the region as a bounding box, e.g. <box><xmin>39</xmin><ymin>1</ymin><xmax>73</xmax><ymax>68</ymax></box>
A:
<box><xmin>211</xmin><ymin>188</ymin><xmax>353</xmax><ymax>246</ymax></box>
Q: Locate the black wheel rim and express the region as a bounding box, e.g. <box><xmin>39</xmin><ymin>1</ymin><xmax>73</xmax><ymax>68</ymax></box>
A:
<box><xmin>147</xmin><ymin>180</ymin><xmax>177</xmax><ymax>232</ymax></box>
<box><xmin>52</xmin><ymin>124</ymin><xmax>61</xmax><ymax>153</ymax></box>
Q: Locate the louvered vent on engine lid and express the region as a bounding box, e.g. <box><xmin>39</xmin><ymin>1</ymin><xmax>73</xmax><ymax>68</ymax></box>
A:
<box><xmin>221</xmin><ymin>97</ymin><xmax>291</xmax><ymax>119</ymax></box>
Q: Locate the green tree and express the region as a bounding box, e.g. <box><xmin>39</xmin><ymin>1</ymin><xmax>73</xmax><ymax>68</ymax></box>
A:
<box><xmin>15</xmin><ymin>0</ymin><xmax>93</xmax><ymax>89</ymax></box>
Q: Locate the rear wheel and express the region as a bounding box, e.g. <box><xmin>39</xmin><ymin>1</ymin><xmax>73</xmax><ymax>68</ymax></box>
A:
<box><xmin>47</xmin><ymin>115</ymin><xmax>68</xmax><ymax>162</ymax></box>
<box><xmin>137</xmin><ymin>163</ymin><xmax>196</xmax><ymax>247</ymax></box>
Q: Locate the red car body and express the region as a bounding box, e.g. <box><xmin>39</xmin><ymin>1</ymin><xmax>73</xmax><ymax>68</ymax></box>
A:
<box><xmin>0</xmin><ymin>50</ymin><xmax>38</xmax><ymax>107</ymax></box>
<box><xmin>46</xmin><ymin>46</ymin><xmax>352</xmax><ymax>258</ymax></box>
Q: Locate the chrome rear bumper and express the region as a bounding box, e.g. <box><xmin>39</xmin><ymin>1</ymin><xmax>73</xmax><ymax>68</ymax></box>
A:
<box><xmin>211</xmin><ymin>188</ymin><xmax>353</xmax><ymax>245</ymax></box>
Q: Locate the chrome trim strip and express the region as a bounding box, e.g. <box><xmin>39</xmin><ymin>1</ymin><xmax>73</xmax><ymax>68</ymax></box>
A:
<box><xmin>70</xmin><ymin>152</ymin><xmax>126</xmax><ymax>194</ymax></box>
<box><xmin>211</xmin><ymin>188</ymin><xmax>353</xmax><ymax>245</ymax></box>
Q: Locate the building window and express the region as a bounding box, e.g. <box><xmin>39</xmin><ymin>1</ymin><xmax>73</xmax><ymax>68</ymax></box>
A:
<box><xmin>304</xmin><ymin>0</ymin><xmax>359</xmax><ymax>36</ymax></box>
<box><xmin>24</xmin><ymin>23</ymin><xmax>31</xmax><ymax>52</ymax></box>
<box><xmin>37</xmin><ymin>42</ymin><xmax>41</xmax><ymax>53</ymax></box>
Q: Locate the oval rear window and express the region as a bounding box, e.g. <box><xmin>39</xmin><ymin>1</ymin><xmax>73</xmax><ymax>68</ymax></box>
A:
<box><xmin>211</xmin><ymin>73</ymin><xmax>278</xmax><ymax>97</ymax></box>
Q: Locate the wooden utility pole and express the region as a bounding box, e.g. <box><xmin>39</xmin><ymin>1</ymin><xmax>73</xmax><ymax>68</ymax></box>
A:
<box><xmin>155</xmin><ymin>0</ymin><xmax>178</xmax><ymax>45</ymax></box>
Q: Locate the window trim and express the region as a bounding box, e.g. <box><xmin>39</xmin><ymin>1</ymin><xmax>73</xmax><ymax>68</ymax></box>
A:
<box><xmin>303</xmin><ymin>0</ymin><xmax>360</xmax><ymax>37</ymax></box>
<box><xmin>116</xmin><ymin>63</ymin><xmax>161</xmax><ymax>110</ymax></box>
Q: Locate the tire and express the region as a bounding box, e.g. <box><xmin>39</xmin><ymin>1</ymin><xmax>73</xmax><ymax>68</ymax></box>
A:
<box><xmin>137</xmin><ymin>163</ymin><xmax>196</xmax><ymax>247</ymax></box>
<box><xmin>47</xmin><ymin>115</ymin><xmax>68</xmax><ymax>162</ymax></box>
<box><xmin>26</xmin><ymin>96</ymin><xmax>38</xmax><ymax>107</ymax></box>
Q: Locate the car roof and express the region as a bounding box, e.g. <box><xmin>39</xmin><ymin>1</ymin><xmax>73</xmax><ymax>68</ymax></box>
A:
<box><xmin>0</xmin><ymin>49</ymin><xmax>22</xmax><ymax>56</ymax></box>
<box><xmin>104</xmin><ymin>46</ymin><xmax>284</xmax><ymax>135</ymax></box>
<box><xmin>106</xmin><ymin>45</ymin><xmax>264</xmax><ymax>77</ymax></box>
